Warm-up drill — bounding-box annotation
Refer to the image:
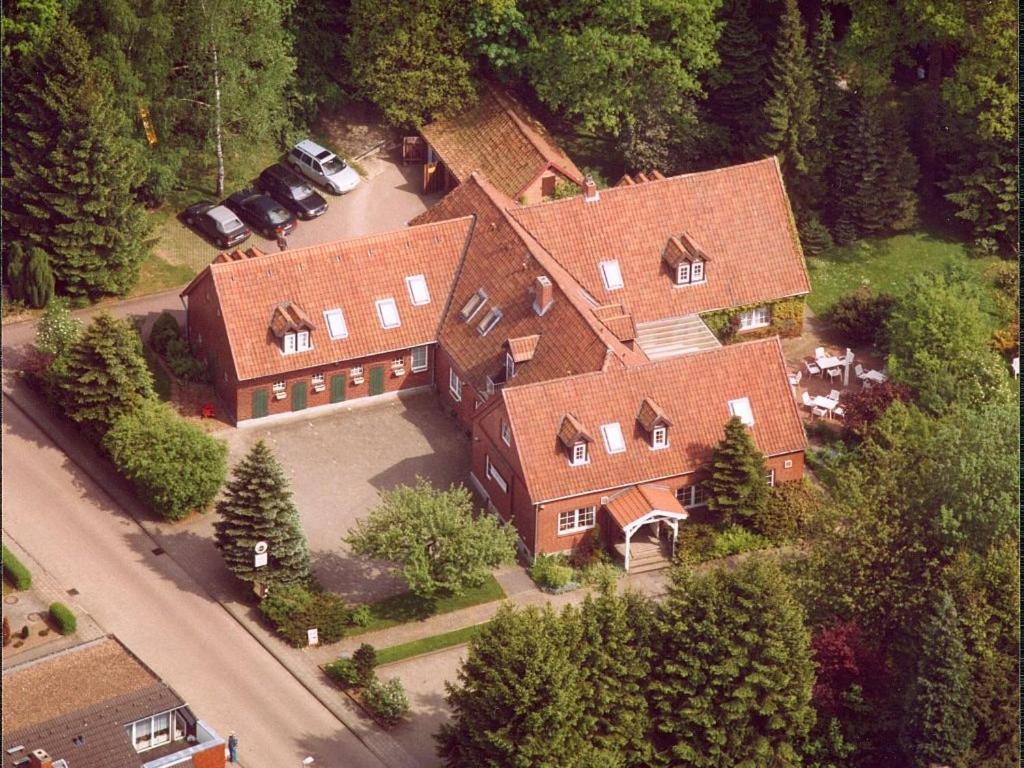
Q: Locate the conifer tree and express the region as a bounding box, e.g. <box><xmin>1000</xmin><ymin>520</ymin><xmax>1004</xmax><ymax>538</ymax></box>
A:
<box><xmin>808</xmin><ymin>10</ymin><xmax>843</xmax><ymax>211</ymax></box>
<box><xmin>22</xmin><ymin>247</ymin><xmax>55</xmax><ymax>309</ymax></box>
<box><xmin>901</xmin><ymin>589</ymin><xmax>974</xmax><ymax>768</ymax></box>
<box><xmin>2</xmin><ymin>17</ymin><xmax>149</xmax><ymax>298</ymax></box>
<box><xmin>649</xmin><ymin>559</ymin><xmax>817</xmax><ymax>767</ymax></box>
<box><xmin>706</xmin><ymin>416</ymin><xmax>771</xmax><ymax>530</ymax></box>
<box><xmin>760</xmin><ymin>0</ymin><xmax>818</xmax><ymax>206</ymax></box>
<box><xmin>214</xmin><ymin>440</ymin><xmax>311</xmax><ymax>588</ymax></box>
<box><xmin>56</xmin><ymin>312</ymin><xmax>155</xmax><ymax>439</ymax></box>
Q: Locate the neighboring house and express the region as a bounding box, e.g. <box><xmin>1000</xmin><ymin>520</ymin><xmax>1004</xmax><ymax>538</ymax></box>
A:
<box><xmin>2</xmin><ymin>636</ymin><xmax>225</xmax><ymax>768</ymax></box>
<box><xmin>470</xmin><ymin>338</ymin><xmax>806</xmax><ymax>569</ymax></box>
<box><xmin>416</xmin><ymin>86</ymin><xmax>584</xmax><ymax>204</ymax></box>
<box><xmin>181</xmin><ymin>217</ymin><xmax>474</xmax><ymax>423</ymax></box>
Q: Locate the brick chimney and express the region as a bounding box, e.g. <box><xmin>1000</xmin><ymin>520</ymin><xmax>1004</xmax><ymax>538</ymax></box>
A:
<box><xmin>28</xmin><ymin>749</ymin><xmax>53</xmax><ymax>768</ymax></box>
<box><xmin>583</xmin><ymin>176</ymin><xmax>599</xmax><ymax>203</ymax></box>
<box><xmin>533</xmin><ymin>275</ymin><xmax>554</xmax><ymax>316</ymax></box>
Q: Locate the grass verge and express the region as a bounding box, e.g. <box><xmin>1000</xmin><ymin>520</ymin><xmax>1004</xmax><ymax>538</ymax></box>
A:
<box><xmin>133</xmin><ymin>254</ymin><xmax>196</xmax><ymax>298</ymax></box>
<box><xmin>375</xmin><ymin>623</ymin><xmax>485</xmax><ymax>666</ymax></box>
<box><xmin>350</xmin><ymin>574</ymin><xmax>505</xmax><ymax>636</ymax></box>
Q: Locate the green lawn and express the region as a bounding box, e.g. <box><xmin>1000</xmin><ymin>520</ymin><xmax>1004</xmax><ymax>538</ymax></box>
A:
<box><xmin>350</xmin><ymin>574</ymin><xmax>505</xmax><ymax>636</ymax></box>
<box><xmin>375</xmin><ymin>623</ymin><xmax>485</xmax><ymax>666</ymax></box>
<box><xmin>806</xmin><ymin>231</ymin><xmax>1006</xmax><ymax>328</ymax></box>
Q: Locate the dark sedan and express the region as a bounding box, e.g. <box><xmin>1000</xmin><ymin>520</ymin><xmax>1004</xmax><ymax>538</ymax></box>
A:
<box><xmin>225</xmin><ymin>188</ymin><xmax>297</xmax><ymax>238</ymax></box>
<box><xmin>257</xmin><ymin>164</ymin><xmax>328</xmax><ymax>220</ymax></box>
<box><xmin>182</xmin><ymin>202</ymin><xmax>251</xmax><ymax>248</ymax></box>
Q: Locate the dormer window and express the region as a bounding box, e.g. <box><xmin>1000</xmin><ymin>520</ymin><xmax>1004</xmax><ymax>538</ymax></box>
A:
<box><xmin>284</xmin><ymin>333</ymin><xmax>296</xmax><ymax>354</ymax></box>
<box><xmin>652</xmin><ymin>425</ymin><xmax>668</xmax><ymax>449</ymax></box>
<box><xmin>282</xmin><ymin>331</ymin><xmax>310</xmax><ymax>354</ymax></box>
<box><xmin>477</xmin><ymin>306</ymin><xmax>503</xmax><ymax>336</ymax></box>
<box><xmin>559</xmin><ymin>413</ymin><xmax>592</xmax><ymax>466</ymax></box>
<box><xmin>599</xmin><ymin>260</ymin><xmax>624</xmax><ymax>291</ymax></box>
<box><xmin>675</xmin><ymin>257</ymin><xmax>705</xmax><ymax>286</ymax></box>
<box><xmin>297</xmin><ymin>331</ymin><xmax>310</xmax><ymax>350</ymax></box>
<box><xmin>664</xmin><ymin>233</ymin><xmax>709</xmax><ymax>287</ymax></box>
<box><xmin>460</xmin><ymin>289</ymin><xmax>487</xmax><ymax>321</ymax></box>
<box><xmin>677</xmin><ymin>262</ymin><xmax>690</xmax><ymax>284</ymax></box>
<box><xmin>571</xmin><ymin>441</ymin><xmax>589</xmax><ymax>465</ymax></box>
<box><xmin>691</xmin><ymin>259</ymin><xmax>704</xmax><ymax>282</ymax></box>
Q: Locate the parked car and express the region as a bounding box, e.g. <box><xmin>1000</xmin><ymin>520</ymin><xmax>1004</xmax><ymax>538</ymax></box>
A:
<box><xmin>182</xmin><ymin>202</ymin><xmax>251</xmax><ymax>248</ymax></box>
<box><xmin>257</xmin><ymin>164</ymin><xmax>328</xmax><ymax>219</ymax></box>
<box><xmin>287</xmin><ymin>139</ymin><xmax>361</xmax><ymax>194</ymax></box>
<box><xmin>225</xmin><ymin>188</ymin><xmax>297</xmax><ymax>238</ymax></box>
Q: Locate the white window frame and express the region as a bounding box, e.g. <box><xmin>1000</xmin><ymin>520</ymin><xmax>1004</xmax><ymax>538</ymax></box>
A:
<box><xmin>311</xmin><ymin>373</ymin><xmax>325</xmax><ymax>387</ymax></box>
<box><xmin>766</xmin><ymin>469</ymin><xmax>776</xmax><ymax>487</ymax></box>
<box><xmin>324</xmin><ymin>309</ymin><xmax>348</xmax><ymax>340</ymax></box>
<box><xmin>392</xmin><ymin>356</ymin><xmax>405</xmax><ymax>368</ymax></box>
<box><xmin>651</xmin><ymin>425</ymin><xmax>668</xmax><ymax>449</ymax></box>
<box><xmin>411</xmin><ymin>345</ymin><xmax>429</xmax><ymax>372</ymax></box>
<box><xmin>486</xmin><ymin>456</ymin><xmax>508</xmax><ymax>493</ymax></box>
<box><xmin>599</xmin><ymin>259</ymin><xmax>624</xmax><ymax>290</ymax></box>
<box><xmin>505</xmin><ymin>353</ymin><xmax>515</xmax><ymax>380</ymax></box>
<box><xmin>501</xmin><ymin>419</ymin><xmax>511</xmax><ymax>446</ymax></box>
<box><xmin>691</xmin><ymin>259</ymin><xmax>705</xmax><ymax>282</ymax></box>
<box><xmin>272</xmin><ymin>381</ymin><xmax>286</xmax><ymax>394</ymax></box>
<box><xmin>127</xmin><ymin>709</ymin><xmax>182</xmax><ymax>753</ymax></box>
<box><xmin>459</xmin><ymin>289</ymin><xmax>487</xmax><ymax>321</ymax></box>
<box><xmin>558</xmin><ymin>506</ymin><xmax>596</xmax><ymax>535</ymax></box>
<box><xmin>283</xmin><ymin>332</ymin><xmax>297</xmax><ymax>354</ymax></box>
<box><xmin>675</xmin><ymin>484</ymin><xmax>708</xmax><ymax>509</ymax></box>
<box><xmin>376</xmin><ymin>297</ymin><xmax>401</xmax><ymax>329</ymax></box>
<box><xmin>477</xmin><ymin>307</ymin><xmax>503</xmax><ymax>336</ymax></box>
<box><xmin>405</xmin><ymin>274</ymin><xmax>431</xmax><ymax>306</ymax></box>
<box><xmin>600</xmin><ymin>422</ymin><xmax>626</xmax><ymax>454</ymax></box>
<box><xmin>728</xmin><ymin>397</ymin><xmax>755</xmax><ymax>426</ymax></box>
<box><xmin>570</xmin><ymin>441</ymin><xmax>589</xmax><ymax>466</ymax></box>
<box><xmin>449</xmin><ymin>369</ymin><xmax>462</xmax><ymax>401</ymax></box>
<box><xmin>296</xmin><ymin>330</ymin><xmax>310</xmax><ymax>351</ymax></box>
<box><xmin>739</xmin><ymin>305</ymin><xmax>771</xmax><ymax>330</ymax></box>
<box><xmin>676</xmin><ymin>262</ymin><xmax>691</xmax><ymax>285</ymax></box>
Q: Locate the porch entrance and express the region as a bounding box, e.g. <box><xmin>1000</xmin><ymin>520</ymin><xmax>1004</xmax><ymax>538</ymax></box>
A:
<box><xmin>605</xmin><ymin>484</ymin><xmax>688</xmax><ymax>573</ymax></box>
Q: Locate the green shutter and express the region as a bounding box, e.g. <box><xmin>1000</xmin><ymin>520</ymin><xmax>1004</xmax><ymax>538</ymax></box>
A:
<box><xmin>369</xmin><ymin>366</ymin><xmax>385</xmax><ymax>396</ymax></box>
<box><xmin>252</xmin><ymin>389</ymin><xmax>269</xmax><ymax>419</ymax></box>
<box><xmin>291</xmin><ymin>381</ymin><xmax>307</xmax><ymax>411</ymax></box>
<box><xmin>330</xmin><ymin>373</ymin><xmax>346</xmax><ymax>403</ymax></box>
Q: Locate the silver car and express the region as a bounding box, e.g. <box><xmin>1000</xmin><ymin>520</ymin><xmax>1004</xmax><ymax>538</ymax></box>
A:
<box><xmin>287</xmin><ymin>139</ymin><xmax>361</xmax><ymax>194</ymax></box>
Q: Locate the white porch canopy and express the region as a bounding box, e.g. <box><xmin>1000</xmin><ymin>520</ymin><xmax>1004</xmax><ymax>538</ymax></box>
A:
<box><xmin>606</xmin><ymin>484</ymin><xmax>689</xmax><ymax>571</ymax></box>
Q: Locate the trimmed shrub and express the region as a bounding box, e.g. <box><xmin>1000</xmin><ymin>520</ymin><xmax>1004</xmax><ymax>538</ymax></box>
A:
<box><xmin>2</xmin><ymin>545</ymin><xmax>33</xmax><ymax>590</ymax></box>
<box><xmin>826</xmin><ymin>285</ymin><xmax>896</xmax><ymax>347</ymax></box>
<box><xmin>528</xmin><ymin>554</ymin><xmax>575</xmax><ymax>591</ymax></box>
<box><xmin>103</xmin><ymin>401</ymin><xmax>227</xmax><ymax>521</ymax></box>
<box><xmin>352</xmin><ymin>643</ymin><xmax>378</xmax><ymax>685</ymax></box>
<box><xmin>325</xmin><ymin>658</ymin><xmax>362</xmax><ymax>688</ymax></box>
<box><xmin>49</xmin><ymin>602</ymin><xmax>77</xmax><ymax>635</ymax></box>
<box><xmin>675</xmin><ymin>522</ymin><xmax>718</xmax><ymax>564</ymax></box>
<box><xmin>710</xmin><ymin>526</ymin><xmax>771</xmax><ymax>558</ymax></box>
<box><xmin>164</xmin><ymin>336</ymin><xmax>208</xmax><ymax>382</ymax></box>
<box><xmin>260</xmin><ymin>583</ymin><xmax>353</xmax><ymax>647</ymax></box>
<box><xmin>149</xmin><ymin>312</ymin><xmax>180</xmax><ymax>355</ymax></box>
<box><xmin>350</xmin><ymin>605</ymin><xmax>372</xmax><ymax>627</ymax></box>
<box><xmin>361</xmin><ymin>677</ymin><xmax>410</xmax><ymax>726</ymax></box>
<box><xmin>755</xmin><ymin>480</ymin><xmax>826</xmax><ymax>543</ymax></box>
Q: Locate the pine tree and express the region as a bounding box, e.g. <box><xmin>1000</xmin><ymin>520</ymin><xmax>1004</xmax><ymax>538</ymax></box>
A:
<box><xmin>56</xmin><ymin>312</ymin><xmax>155</xmax><ymax>439</ymax></box>
<box><xmin>5</xmin><ymin>241</ymin><xmax>28</xmax><ymax>302</ymax></box>
<box><xmin>705</xmin><ymin>0</ymin><xmax>769</xmax><ymax>162</ymax></box>
<box><xmin>2</xmin><ymin>17</ymin><xmax>150</xmax><ymax>299</ymax></box>
<box><xmin>760</xmin><ymin>0</ymin><xmax>818</xmax><ymax>206</ymax></box>
<box><xmin>650</xmin><ymin>559</ymin><xmax>817</xmax><ymax>766</ymax></box>
<box><xmin>214</xmin><ymin>440</ymin><xmax>311</xmax><ymax>588</ymax></box>
<box><xmin>901</xmin><ymin>590</ymin><xmax>975</xmax><ymax>768</ymax></box>
<box><xmin>808</xmin><ymin>10</ymin><xmax>843</xmax><ymax>211</ymax></box>
<box><xmin>23</xmin><ymin>247</ymin><xmax>55</xmax><ymax>308</ymax></box>
<box><xmin>706</xmin><ymin>416</ymin><xmax>771</xmax><ymax>530</ymax></box>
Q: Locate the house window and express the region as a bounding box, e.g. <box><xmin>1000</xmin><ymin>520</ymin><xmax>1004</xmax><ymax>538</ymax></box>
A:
<box><xmin>558</xmin><ymin>506</ymin><xmax>596</xmax><ymax>534</ymax></box>
<box><xmin>459</xmin><ymin>289</ymin><xmax>487</xmax><ymax>321</ymax></box>
<box><xmin>600</xmin><ymin>422</ymin><xmax>626</xmax><ymax>454</ymax></box>
<box><xmin>501</xmin><ymin>419</ymin><xmax>511</xmax><ymax>446</ymax></box>
<box><xmin>406</xmin><ymin>274</ymin><xmax>431</xmax><ymax>305</ymax></box>
<box><xmin>411</xmin><ymin>345</ymin><xmax>429</xmax><ymax>372</ymax></box>
<box><xmin>127</xmin><ymin>710</ymin><xmax>182</xmax><ymax>753</ymax></box>
<box><xmin>505</xmin><ymin>353</ymin><xmax>515</xmax><ymax>380</ymax></box>
<box><xmin>728</xmin><ymin>397</ymin><xmax>755</xmax><ymax>426</ymax></box>
<box><xmin>691</xmin><ymin>260</ymin><xmax>705</xmax><ymax>282</ymax></box>
<box><xmin>738</xmin><ymin>306</ymin><xmax>771</xmax><ymax>330</ymax></box>
<box><xmin>676</xmin><ymin>263</ymin><xmax>690</xmax><ymax>285</ymax></box>
<box><xmin>376</xmin><ymin>298</ymin><xmax>401</xmax><ymax>329</ymax></box>
<box><xmin>296</xmin><ymin>330</ymin><xmax>310</xmax><ymax>351</ymax></box>
<box><xmin>272</xmin><ymin>381</ymin><xmax>286</xmax><ymax>399</ymax></box>
<box><xmin>676</xmin><ymin>484</ymin><xmax>707</xmax><ymax>508</ymax></box>
<box><xmin>570</xmin><ymin>441</ymin><xmax>589</xmax><ymax>466</ymax></box>
<box><xmin>486</xmin><ymin>456</ymin><xmax>508</xmax><ymax>493</ymax></box>
<box><xmin>283</xmin><ymin>333</ymin><xmax>297</xmax><ymax>354</ymax></box>
<box><xmin>392</xmin><ymin>356</ymin><xmax>405</xmax><ymax>368</ymax></box>
<box><xmin>599</xmin><ymin>259</ymin><xmax>624</xmax><ymax>290</ymax></box>
<box><xmin>449</xmin><ymin>369</ymin><xmax>462</xmax><ymax>401</ymax></box>
<box><xmin>477</xmin><ymin>307</ymin><xmax>503</xmax><ymax>336</ymax></box>
<box><xmin>651</xmin><ymin>425</ymin><xmax>668</xmax><ymax>449</ymax></box>
<box><xmin>311</xmin><ymin>373</ymin><xmax>325</xmax><ymax>388</ymax></box>
<box><xmin>766</xmin><ymin>469</ymin><xmax>776</xmax><ymax>487</ymax></box>
<box><xmin>784</xmin><ymin>459</ymin><xmax>793</xmax><ymax>469</ymax></box>
<box><xmin>324</xmin><ymin>309</ymin><xmax>348</xmax><ymax>339</ymax></box>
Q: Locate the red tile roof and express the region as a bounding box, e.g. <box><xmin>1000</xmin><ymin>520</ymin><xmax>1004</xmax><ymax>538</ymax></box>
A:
<box><xmin>184</xmin><ymin>217</ymin><xmax>474</xmax><ymax>381</ymax></box>
<box><xmin>420</xmin><ymin>86</ymin><xmax>584</xmax><ymax>201</ymax></box>
<box><xmin>507</xmin><ymin>158</ymin><xmax>810</xmax><ymax>324</ymax></box>
<box><xmin>501</xmin><ymin>337</ymin><xmax>806</xmax><ymax>503</ymax></box>
<box><xmin>507</xmin><ymin>335</ymin><xmax>540</xmax><ymax>363</ymax></box>
<box><xmin>606</xmin><ymin>484</ymin><xmax>686</xmax><ymax>530</ymax></box>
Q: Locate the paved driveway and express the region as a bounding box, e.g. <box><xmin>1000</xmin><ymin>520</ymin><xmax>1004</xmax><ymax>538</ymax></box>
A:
<box><xmin>219</xmin><ymin>393</ymin><xmax>471</xmax><ymax>603</ymax></box>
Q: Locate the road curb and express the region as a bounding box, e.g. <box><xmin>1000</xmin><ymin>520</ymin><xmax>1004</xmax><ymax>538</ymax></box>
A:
<box><xmin>2</xmin><ymin>380</ymin><xmax>418</xmax><ymax>768</ymax></box>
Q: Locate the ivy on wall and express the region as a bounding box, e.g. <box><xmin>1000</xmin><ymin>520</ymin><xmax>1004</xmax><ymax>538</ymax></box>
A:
<box><xmin>700</xmin><ymin>297</ymin><xmax>805</xmax><ymax>344</ymax></box>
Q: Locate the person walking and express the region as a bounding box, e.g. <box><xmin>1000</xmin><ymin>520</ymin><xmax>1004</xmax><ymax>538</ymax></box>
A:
<box><xmin>276</xmin><ymin>235</ymin><xmax>288</xmax><ymax>252</ymax></box>
<box><xmin>228</xmin><ymin>733</ymin><xmax>239</xmax><ymax>763</ymax></box>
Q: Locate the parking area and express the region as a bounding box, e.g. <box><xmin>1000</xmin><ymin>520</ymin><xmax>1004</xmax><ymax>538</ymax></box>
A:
<box><xmin>158</xmin><ymin>150</ymin><xmax>443</xmax><ymax>274</ymax></box>
<box><xmin>219</xmin><ymin>392</ymin><xmax>471</xmax><ymax>604</ymax></box>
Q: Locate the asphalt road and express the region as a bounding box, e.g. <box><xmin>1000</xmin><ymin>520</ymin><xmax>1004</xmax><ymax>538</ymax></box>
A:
<box><xmin>2</xmin><ymin>398</ymin><xmax>389</xmax><ymax>768</ymax></box>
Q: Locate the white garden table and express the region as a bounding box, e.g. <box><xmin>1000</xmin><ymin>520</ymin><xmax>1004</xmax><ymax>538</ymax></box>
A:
<box><xmin>810</xmin><ymin>395</ymin><xmax>839</xmax><ymax>419</ymax></box>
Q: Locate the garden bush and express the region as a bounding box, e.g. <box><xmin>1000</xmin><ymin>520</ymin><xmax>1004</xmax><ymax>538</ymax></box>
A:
<box><xmin>103</xmin><ymin>401</ymin><xmax>227</xmax><ymax>521</ymax></box>
<box><xmin>149</xmin><ymin>312</ymin><xmax>209</xmax><ymax>383</ymax></box>
<box><xmin>352</xmin><ymin>643</ymin><xmax>378</xmax><ymax>686</ymax></box>
<box><xmin>350</xmin><ymin>605</ymin><xmax>372</xmax><ymax>627</ymax></box>
<box><xmin>710</xmin><ymin>526</ymin><xmax>771</xmax><ymax>558</ymax></box>
<box><xmin>755</xmin><ymin>480</ymin><xmax>826</xmax><ymax>544</ymax></box>
<box><xmin>325</xmin><ymin>658</ymin><xmax>362</xmax><ymax>688</ymax></box>
<box><xmin>2</xmin><ymin>545</ymin><xmax>33</xmax><ymax>590</ymax></box>
<box><xmin>528</xmin><ymin>554</ymin><xmax>575</xmax><ymax>591</ymax></box>
<box><xmin>260</xmin><ymin>583</ymin><xmax>354</xmax><ymax>647</ymax></box>
<box><xmin>826</xmin><ymin>285</ymin><xmax>895</xmax><ymax>347</ymax></box>
<box><xmin>841</xmin><ymin>381</ymin><xmax>913</xmax><ymax>437</ymax></box>
<box><xmin>149</xmin><ymin>312</ymin><xmax>180</xmax><ymax>355</ymax></box>
<box><xmin>49</xmin><ymin>602</ymin><xmax>76</xmax><ymax>635</ymax></box>
<box><xmin>361</xmin><ymin>678</ymin><xmax>410</xmax><ymax>726</ymax></box>
<box><xmin>674</xmin><ymin>522</ymin><xmax>718</xmax><ymax>564</ymax></box>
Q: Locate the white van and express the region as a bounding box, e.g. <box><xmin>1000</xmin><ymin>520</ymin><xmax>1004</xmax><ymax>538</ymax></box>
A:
<box><xmin>287</xmin><ymin>139</ymin><xmax>361</xmax><ymax>194</ymax></box>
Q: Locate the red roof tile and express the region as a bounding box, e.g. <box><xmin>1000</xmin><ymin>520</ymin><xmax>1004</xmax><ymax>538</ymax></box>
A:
<box><xmin>606</xmin><ymin>484</ymin><xmax>686</xmax><ymax>530</ymax></box>
<box><xmin>507</xmin><ymin>335</ymin><xmax>540</xmax><ymax>363</ymax></box>
<box><xmin>502</xmin><ymin>337</ymin><xmax>806</xmax><ymax>502</ymax></box>
<box><xmin>420</xmin><ymin>86</ymin><xmax>583</xmax><ymax>201</ymax></box>
<box><xmin>507</xmin><ymin>157</ymin><xmax>810</xmax><ymax>324</ymax></box>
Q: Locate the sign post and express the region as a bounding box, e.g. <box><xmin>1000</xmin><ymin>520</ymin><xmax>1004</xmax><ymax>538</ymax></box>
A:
<box><xmin>254</xmin><ymin>541</ymin><xmax>268</xmax><ymax>569</ymax></box>
<box><xmin>307</xmin><ymin>628</ymin><xmax>319</xmax><ymax>647</ymax></box>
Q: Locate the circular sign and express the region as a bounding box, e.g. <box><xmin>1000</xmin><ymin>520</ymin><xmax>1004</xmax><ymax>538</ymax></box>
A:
<box><xmin>254</xmin><ymin>541</ymin><xmax>269</xmax><ymax>555</ymax></box>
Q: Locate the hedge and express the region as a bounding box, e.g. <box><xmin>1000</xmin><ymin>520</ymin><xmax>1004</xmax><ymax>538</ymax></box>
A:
<box><xmin>148</xmin><ymin>312</ymin><xmax>208</xmax><ymax>383</ymax></box>
<box><xmin>260</xmin><ymin>583</ymin><xmax>355</xmax><ymax>647</ymax></box>
<box><xmin>49</xmin><ymin>602</ymin><xmax>76</xmax><ymax>635</ymax></box>
<box><xmin>2</xmin><ymin>545</ymin><xmax>33</xmax><ymax>590</ymax></box>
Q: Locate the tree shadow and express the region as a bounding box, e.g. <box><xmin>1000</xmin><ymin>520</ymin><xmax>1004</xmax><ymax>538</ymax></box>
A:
<box><xmin>310</xmin><ymin>548</ymin><xmax>407</xmax><ymax>605</ymax></box>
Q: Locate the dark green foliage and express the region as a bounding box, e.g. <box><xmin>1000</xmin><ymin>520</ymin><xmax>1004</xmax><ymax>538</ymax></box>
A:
<box><xmin>6</xmin><ymin>242</ymin><xmax>53</xmax><ymax>308</ymax></box>
<box><xmin>352</xmin><ymin>643</ymin><xmax>378</xmax><ymax>686</ymax></box>
<box><xmin>840</xmin><ymin>380</ymin><xmax>913</xmax><ymax>438</ymax></box>
<box><xmin>55</xmin><ymin>313</ymin><xmax>156</xmax><ymax>439</ymax></box>
<box><xmin>1</xmin><ymin>0</ymin><xmax>71</xmax><ymax>61</ymax></box>
<box><xmin>826</xmin><ymin>285</ymin><xmax>896</xmax><ymax>347</ymax></box>
<box><xmin>103</xmin><ymin>400</ymin><xmax>228</xmax><ymax>521</ymax></box>
<box><xmin>2</xmin><ymin>18</ymin><xmax>150</xmax><ymax>298</ymax></box>
<box><xmin>2</xmin><ymin>545</ymin><xmax>33</xmax><ymax>590</ymax></box>
<box><xmin>215</xmin><ymin>441</ymin><xmax>311</xmax><ymax>587</ymax></box>
<box><xmin>757</xmin><ymin>479</ymin><xmax>825</xmax><ymax>543</ymax></box>
<box><xmin>528</xmin><ymin>553</ymin><xmax>575</xmax><ymax>591</ymax></box>
<box><xmin>805</xmin><ymin>9</ymin><xmax>842</xmax><ymax>209</ymax></box>
<box><xmin>650</xmin><ymin>559</ymin><xmax>816</xmax><ymax>766</ymax></box>
<box><xmin>706</xmin><ymin>416</ymin><xmax>771</xmax><ymax>531</ymax></box>
<box><xmin>798</xmin><ymin>213</ymin><xmax>835</xmax><ymax>256</ymax></box>
<box><xmin>259</xmin><ymin>583</ymin><xmax>351</xmax><ymax>647</ymax></box>
<box><xmin>901</xmin><ymin>590</ymin><xmax>974</xmax><ymax>768</ymax></box>
<box><xmin>48</xmin><ymin>602</ymin><xmax>77</xmax><ymax>635</ymax></box>
<box><xmin>942</xmin><ymin>136</ymin><xmax>1018</xmax><ymax>257</ymax></box>
<box><xmin>285</xmin><ymin>0</ymin><xmax>349</xmax><ymax>120</ymax></box>
<box><xmin>325</xmin><ymin>657</ymin><xmax>362</xmax><ymax>688</ymax></box>
<box><xmin>149</xmin><ymin>312</ymin><xmax>180</xmax><ymax>354</ymax></box>
<box><xmin>149</xmin><ymin>313</ymin><xmax>208</xmax><ymax>382</ymax></box>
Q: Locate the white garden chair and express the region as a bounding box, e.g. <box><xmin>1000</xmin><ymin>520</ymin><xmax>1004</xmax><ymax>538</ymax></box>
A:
<box><xmin>826</xmin><ymin>366</ymin><xmax>841</xmax><ymax>383</ymax></box>
<box><xmin>1013</xmin><ymin>357</ymin><xmax>1019</xmax><ymax>378</ymax></box>
<box><xmin>813</xmin><ymin>346</ymin><xmax>826</xmax><ymax>360</ymax></box>
<box><xmin>811</xmin><ymin>406</ymin><xmax>829</xmax><ymax>419</ymax></box>
<box><xmin>789</xmin><ymin>370</ymin><xmax>802</xmax><ymax>388</ymax></box>
<box><xmin>804</xmin><ymin>359</ymin><xmax>821</xmax><ymax>377</ymax></box>
<box><xmin>828</xmin><ymin>389</ymin><xmax>841</xmax><ymax>402</ymax></box>
<box><xmin>801</xmin><ymin>391</ymin><xmax>815</xmax><ymax>409</ymax></box>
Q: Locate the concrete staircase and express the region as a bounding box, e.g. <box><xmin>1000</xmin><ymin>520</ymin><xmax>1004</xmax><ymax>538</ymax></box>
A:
<box><xmin>635</xmin><ymin>314</ymin><xmax>721</xmax><ymax>361</ymax></box>
<box><xmin>613</xmin><ymin>537</ymin><xmax>673</xmax><ymax>574</ymax></box>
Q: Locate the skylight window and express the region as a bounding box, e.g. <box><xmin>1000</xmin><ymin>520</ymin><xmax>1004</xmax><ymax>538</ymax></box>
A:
<box><xmin>324</xmin><ymin>309</ymin><xmax>348</xmax><ymax>340</ymax></box>
<box><xmin>459</xmin><ymin>289</ymin><xmax>487</xmax><ymax>321</ymax></box>
<box><xmin>477</xmin><ymin>306</ymin><xmax>503</xmax><ymax>336</ymax></box>
<box><xmin>599</xmin><ymin>260</ymin><xmax>624</xmax><ymax>291</ymax></box>
<box><xmin>728</xmin><ymin>397</ymin><xmax>755</xmax><ymax>426</ymax></box>
<box><xmin>376</xmin><ymin>297</ymin><xmax>400</xmax><ymax>329</ymax></box>
<box><xmin>600</xmin><ymin>422</ymin><xmax>626</xmax><ymax>454</ymax></box>
<box><xmin>406</xmin><ymin>274</ymin><xmax>430</xmax><ymax>306</ymax></box>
